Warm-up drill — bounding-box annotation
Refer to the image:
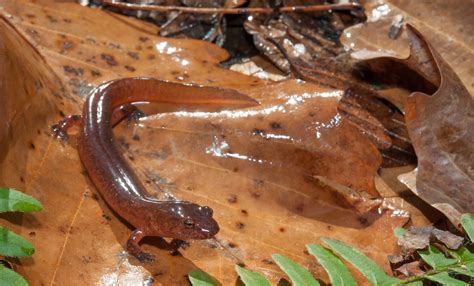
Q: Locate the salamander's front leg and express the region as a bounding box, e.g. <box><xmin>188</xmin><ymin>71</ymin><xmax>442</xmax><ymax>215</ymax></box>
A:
<box><xmin>51</xmin><ymin>115</ymin><xmax>82</xmax><ymax>141</ymax></box>
<box><xmin>127</xmin><ymin>229</ymin><xmax>155</xmax><ymax>263</ymax></box>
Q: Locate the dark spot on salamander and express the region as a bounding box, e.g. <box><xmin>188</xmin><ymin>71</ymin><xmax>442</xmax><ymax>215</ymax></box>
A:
<box><xmin>29</xmin><ymin>142</ymin><xmax>36</xmax><ymax>150</ymax></box>
<box><xmin>303</xmin><ymin>249</ymin><xmax>310</xmax><ymax>255</ymax></box>
<box><xmin>327</xmin><ymin>225</ymin><xmax>332</xmax><ymax>230</ymax></box>
<box><xmin>128</xmin><ymin>155</ymin><xmax>135</xmax><ymax>161</ymax></box>
<box><xmin>170</xmin><ymin>70</ymin><xmax>180</xmax><ymax>75</ymax></box>
<box><xmin>29</xmin><ymin>231</ymin><xmax>36</xmax><ymax>237</ymax></box>
<box><xmin>308</xmin><ymin>112</ymin><xmax>315</xmax><ymax>117</ymax></box>
<box><xmin>59</xmin><ymin>110</ymin><xmax>66</xmax><ymax>117</ymax></box>
<box><xmin>102</xmin><ymin>214</ymin><xmax>111</xmax><ymax>221</ymax></box>
<box><xmin>147</xmin><ymin>54</ymin><xmax>156</xmax><ymax>60</ymax></box>
<box><xmin>100</xmin><ymin>53</ymin><xmax>118</xmax><ymax>66</ymax></box>
<box><xmin>358</xmin><ymin>216</ymin><xmax>368</xmax><ymax>226</ymax></box>
<box><xmin>279</xmin><ymin>227</ymin><xmax>285</xmax><ymax>233</ymax></box>
<box><xmin>139</xmin><ymin>36</ymin><xmax>149</xmax><ymax>42</ymax></box>
<box><xmin>124</xmin><ymin>65</ymin><xmax>136</xmax><ymax>72</ymax></box>
<box><xmin>127</xmin><ymin>51</ymin><xmax>139</xmax><ymax>60</ymax></box>
<box><xmin>37</xmin><ymin>129</ymin><xmax>41</xmax><ymax>135</ymax></box>
<box><xmin>235</xmin><ymin>222</ymin><xmax>245</xmax><ymax>229</ymax></box>
<box><xmin>227</xmin><ymin>195</ymin><xmax>237</xmax><ymax>204</ymax></box>
<box><xmin>20</xmin><ymin>176</ymin><xmax>25</xmax><ymax>182</ymax></box>
<box><xmin>241</xmin><ymin>209</ymin><xmax>248</xmax><ymax>216</ymax></box>
<box><xmin>233</xmin><ymin>167</ymin><xmax>239</xmax><ymax>172</ymax></box>
<box><xmin>132</xmin><ymin>134</ymin><xmax>140</xmax><ymax>141</ymax></box>
<box><xmin>228</xmin><ymin>242</ymin><xmax>237</xmax><ymax>248</ymax></box>
<box><xmin>271</xmin><ymin>122</ymin><xmax>282</xmax><ymax>129</ymax></box>
<box><xmin>63</xmin><ymin>18</ymin><xmax>72</xmax><ymax>23</ymax></box>
<box><xmin>25</xmin><ymin>14</ymin><xmax>35</xmax><ymax>18</ymax></box>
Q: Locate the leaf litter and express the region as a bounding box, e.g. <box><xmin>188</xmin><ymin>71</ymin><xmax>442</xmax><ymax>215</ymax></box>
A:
<box><xmin>0</xmin><ymin>0</ymin><xmax>471</xmax><ymax>285</ymax></box>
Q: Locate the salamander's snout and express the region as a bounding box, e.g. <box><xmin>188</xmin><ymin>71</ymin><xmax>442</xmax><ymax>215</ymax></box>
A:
<box><xmin>200</xmin><ymin>206</ymin><xmax>213</xmax><ymax>217</ymax></box>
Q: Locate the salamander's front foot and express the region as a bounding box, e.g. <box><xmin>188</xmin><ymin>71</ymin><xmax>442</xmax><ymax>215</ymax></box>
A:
<box><xmin>127</xmin><ymin>229</ymin><xmax>155</xmax><ymax>263</ymax></box>
<box><xmin>51</xmin><ymin>115</ymin><xmax>82</xmax><ymax>141</ymax></box>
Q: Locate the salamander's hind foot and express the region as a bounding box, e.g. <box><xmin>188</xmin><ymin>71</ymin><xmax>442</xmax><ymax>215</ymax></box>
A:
<box><xmin>127</xmin><ymin>229</ymin><xmax>155</xmax><ymax>263</ymax></box>
<box><xmin>111</xmin><ymin>104</ymin><xmax>145</xmax><ymax>127</ymax></box>
<box><xmin>51</xmin><ymin>115</ymin><xmax>82</xmax><ymax>141</ymax></box>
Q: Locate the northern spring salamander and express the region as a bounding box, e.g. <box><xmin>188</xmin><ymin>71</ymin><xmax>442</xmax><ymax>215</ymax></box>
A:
<box><xmin>53</xmin><ymin>78</ymin><xmax>258</xmax><ymax>261</ymax></box>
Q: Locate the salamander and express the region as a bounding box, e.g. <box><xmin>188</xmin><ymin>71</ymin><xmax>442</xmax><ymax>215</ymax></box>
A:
<box><xmin>52</xmin><ymin>77</ymin><xmax>258</xmax><ymax>261</ymax></box>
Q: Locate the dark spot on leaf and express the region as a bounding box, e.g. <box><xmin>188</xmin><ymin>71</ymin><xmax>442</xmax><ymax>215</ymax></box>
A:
<box><xmin>295</xmin><ymin>203</ymin><xmax>304</xmax><ymax>212</ymax></box>
<box><xmin>101</xmin><ymin>53</ymin><xmax>118</xmax><ymax>66</ymax></box>
<box><xmin>251</xmin><ymin>191</ymin><xmax>261</xmax><ymax>199</ymax></box>
<box><xmin>46</xmin><ymin>14</ymin><xmax>58</xmax><ymax>23</ymax></box>
<box><xmin>235</xmin><ymin>222</ymin><xmax>245</xmax><ymax>229</ymax></box>
<box><xmin>227</xmin><ymin>195</ymin><xmax>237</xmax><ymax>204</ymax></box>
<box><xmin>127</xmin><ymin>51</ymin><xmax>139</xmax><ymax>60</ymax></box>
<box><xmin>358</xmin><ymin>216</ymin><xmax>368</xmax><ymax>225</ymax></box>
<box><xmin>91</xmin><ymin>70</ymin><xmax>101</xmax><ymax>77</ymax></box>
<box><xmin>154</xmin><ymin>271</ymin><xmax>164</xmax><ymax>277</ymax></box>
<box><xmin>63</xmin><ymin>65</ymin><xmax>84</xmax><ymax>77</ymax></box>
<box><xmin>91</xmin><ymin>193</ymin><xmax>99</xmax><ymax>201</ymax></box>
<box><xmin>124</xmin><ymin>65</ymin><xmax>136</xmax><ymax>72</ymax></box>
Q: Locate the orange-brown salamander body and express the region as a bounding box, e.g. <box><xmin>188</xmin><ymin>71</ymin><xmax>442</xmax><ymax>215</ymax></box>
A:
<box><xmin>53</xmin><ymin>78</ymin><xmax>258</xmax><ymax>261</ymax></box>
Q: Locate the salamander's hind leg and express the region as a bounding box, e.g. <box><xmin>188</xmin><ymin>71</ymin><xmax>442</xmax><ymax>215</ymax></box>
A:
<box><xmin>127</xmin><ymin>229</ymin><xmax>155</xmax><ymax>263</ymax></box>
<box><xmin>111</xmin><ymin>104</ymin><xmax>145</xmax><ymax>127</ymax></box>
<box><xmin>51</xmin><ymin>115</ymin><xmax>82</xmax><ymax>141</ymax></box>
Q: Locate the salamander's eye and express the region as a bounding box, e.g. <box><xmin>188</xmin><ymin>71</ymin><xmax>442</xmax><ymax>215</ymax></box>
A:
<box><xmin>184</xmin><ymin>219</ymin><xmax>195</xmax><ymax>228</ymax></box>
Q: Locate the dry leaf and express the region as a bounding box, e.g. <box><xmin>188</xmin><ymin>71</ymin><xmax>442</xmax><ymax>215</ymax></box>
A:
<box><xmin>359</xmin><ymin>23</ymin><xmax>473</xmax><ymax>227</ymax></box>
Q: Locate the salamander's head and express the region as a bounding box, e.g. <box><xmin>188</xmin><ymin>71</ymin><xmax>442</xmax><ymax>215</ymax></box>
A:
<box><xmin>161</xmin><ymin>203</ymin><xmax>219</xmax><ymax>239</ymax></box>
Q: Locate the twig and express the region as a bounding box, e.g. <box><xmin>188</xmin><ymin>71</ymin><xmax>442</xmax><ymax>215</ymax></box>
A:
<box><xmin>102</xmin><ymin>1</ymin><xmax>361</xmax><ymax>14</ymax></box>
